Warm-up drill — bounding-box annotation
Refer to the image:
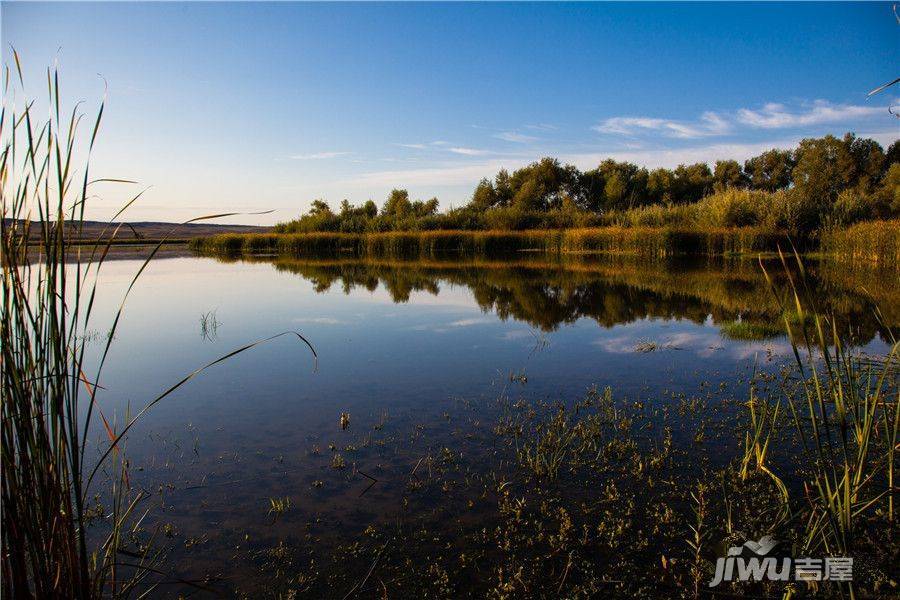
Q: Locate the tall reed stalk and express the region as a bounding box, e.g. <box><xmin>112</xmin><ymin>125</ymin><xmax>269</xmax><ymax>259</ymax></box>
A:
<box><xmin>762</xmin><ymin>249</ymin><xmax>898</xmax><ymax>600</ymax></box>
<box><xmin>1</xmin><ymin>58</ymin><xmax>315</xmax><ymax>597</ymax></box>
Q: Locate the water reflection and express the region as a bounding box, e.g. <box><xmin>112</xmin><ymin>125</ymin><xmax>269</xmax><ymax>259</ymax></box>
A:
<box><xmin>210</xmin><ymin>253</ymin><xmax>899</xmax><ymax>345</ymax></box>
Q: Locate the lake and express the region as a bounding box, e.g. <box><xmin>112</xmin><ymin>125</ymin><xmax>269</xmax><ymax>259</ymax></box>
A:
<box><xmin>78</xmin><ymin>250</ymin><xmax>897</xmax><ymax>597</ymax></box>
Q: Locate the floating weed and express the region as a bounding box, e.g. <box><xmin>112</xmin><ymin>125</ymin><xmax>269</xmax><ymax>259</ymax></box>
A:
<box><xmin>635</xmin><ymin>339</ymin><xmax>659</xmax><ymax>353</ymax></box>
<box><xmin>268</xmin><ymin>497</ymin><xmax>292</xmax><ymax>520</ymax></box>
<box><xmin>509</xmin><ymin>369</ymin><xmax>528</xmax><ymax>384</ymax></box>
<box><xmin>199</xmin><ymin>309</ymin><xmax>222</xmax><ymax>341</ymax></box>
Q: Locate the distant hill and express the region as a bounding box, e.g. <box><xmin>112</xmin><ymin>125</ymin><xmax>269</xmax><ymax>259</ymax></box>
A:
<box><xmin>6</xmin><ymin>219</ymin><xmax>271</xmax><ymax>242</ymax></box>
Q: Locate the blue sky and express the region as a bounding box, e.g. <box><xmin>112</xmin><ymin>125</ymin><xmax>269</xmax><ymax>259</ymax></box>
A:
<box><xmin>2</xmin><ymin>2</ymin><xmax>898</xmax><ymax>224</ymax></box>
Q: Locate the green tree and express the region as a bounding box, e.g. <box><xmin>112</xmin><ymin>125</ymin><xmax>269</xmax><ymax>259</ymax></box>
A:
<box><xmin>308</xmin><ymin>199</ymin><xmax>332</xmax><ymax>216</ymax></box>
<box><xmin>744</xmin><ymin>149</ymin><xmax>794</xmax><ymax>191</ymax></box>
<box><xmin>878</xmin><ymin>163</ymin><xmax>900</xmax><ymax>214</ymax></box>
<box><xmin>646</xmin><ymin>168</ymin><xmax>675</xmax><ymax>204</ymax></box>
<box><xmin>886</xmin><ymin>140</ymin><xmax>900</xmax><ymax>168</ymax></box>
<box><xmin>508</xmin><ymin>158</ymin><xmax>580</xmax><ymax>211</ymax></box>
<box><xmin>494</xmin><ymin>169</ymin><xmax>513</xmax><ymax>206</ymax></box>
<box><xmin>471</xmin><ymin>178</ymin><xmax>499</xmax><ymax>210</ymax></box>
<box><xmin>672</xmin><ymin>163</ymin><xmax>713</xmax><ymax>203</ymax></box>
<box><xmin>713</xmin><ymin>160</ymin><xmax>748</xmax><ymax>191</ymax></box>
<box><xmin>412</xmin><ymin>197</ymin><xmax>440</xmax><ymax>217</ymax></box>
<box><xmin>578</xmin><ymin>168</ymin><xmax>607</xmax><ymax>211</ymax></box>
<box><xmin>844</xmin><ymin>133</ymin><xmax>886</xmax><ymax>192</ymax></box>
<box><xmin>597</xmin><ymin>159</ymin><xmax>647</xmax><ymax>209</ymax></box>
<box><xmin>792</xmin><ymin>135</ymin><xmax>856</xmax><ymax>205</ymax></box>
<box><xmin>382</xmin><ymin>189</ymin><xmax>413</xmax><ymax>217</ymax></box>
<box><xmin>603</xmin><ymin>172</ymin><xmax>627</xmax><ymax>208</ymax></box>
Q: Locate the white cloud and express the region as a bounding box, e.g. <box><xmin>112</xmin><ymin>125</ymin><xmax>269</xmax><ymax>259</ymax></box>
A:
<box><xmin>395</xmin><ymin>140</ymin><xmax>490</xmax><ymax>156</ymax></box>
<box><xmin>494</xmin><ymin>131</ymin><xmax>538</xmax><ymax>143</ymax></box>
<box><xmin>449</xmin><ymin>147</ymin><xmax>491</xmax><ymax>156</ymax></box>
<box><xmin>289</xmin><ymin>151</ymin><xmax>349</xmax><ymax>160</ymax></box>
<box><xmin>525</xmin><ymin>123</ymin><xmax>558</xmax><ymax>131</ymax></box>
<box><xmin>595</xmin><ymin>100</ymin><xmax>889</xmax><ymax>140</ymax></box>
<box><xmin>736</xmin><ymin>100</ymin><xmax>884</xmax><ymax>129</ymax></box>
<box><xmin>594</xmin><ymin>111</ymin><xmax>729</xmax><ymax>139</ymax></box>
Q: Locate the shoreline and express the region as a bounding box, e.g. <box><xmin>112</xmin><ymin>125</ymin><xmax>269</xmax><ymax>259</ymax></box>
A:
<box><xmin>187</xmin><ymin>220</ymin><xmax>900</xmax><ymax>265</ymax></box>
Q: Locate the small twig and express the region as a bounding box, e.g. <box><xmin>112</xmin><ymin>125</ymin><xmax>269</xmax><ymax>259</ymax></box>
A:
<box><xmin>557</xmin><ymin>551</ymin><xmax>574</xmax><ymax>594</ymax></box>
<box><xmin>358</xmin><ymin>469</ymin><xmax>379</xmax><ymax>497</ymax></box>
<box><xmin>341</xmin><ymin>541</ymin><xmax>389</xmax><ymax>600</ymax></box>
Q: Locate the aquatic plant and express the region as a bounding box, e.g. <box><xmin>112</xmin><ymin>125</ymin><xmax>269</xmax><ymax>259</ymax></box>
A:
<box><xmin>819</xmin><ymin>219</ymin><xmax>900</xmax><ymax>267</ymax></box>
<box><xmin>762</xmin><ymin>250</ymin><xmax>898</xmax><ymax>600</ymax></box>
<box><xmin>190</xmin><ymin>225</ymin><xmax>794</xmax><ymax>259</ymax></box>
<box><xmin>199</xmin><ymin>309</ymin><xmax>221</xmax><ymax>341</ymax></box>
<box><xmin>0</xmin><ymin>58</ymin><xmax>315</xmax><ymax>597</ymax></box>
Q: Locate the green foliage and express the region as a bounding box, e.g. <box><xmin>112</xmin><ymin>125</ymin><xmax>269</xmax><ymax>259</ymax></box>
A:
<box><xmin>695</xmin><ymin>189</ymin><xmax>769</xmax><ymax>228</ymax></box>
<box><xmin>743</xmin><ymin>149</ymin><xmax>794</xmax><ymax>192</ymax></box>
<box><xmin>271</xmin><ymin>133</ymin><xmax>898</xmax><ymax>239</ymax></box>
<box><xmin>713</xmin><ymin>159</ymin><xmax>748</xmax><ymax>191</ymax></box>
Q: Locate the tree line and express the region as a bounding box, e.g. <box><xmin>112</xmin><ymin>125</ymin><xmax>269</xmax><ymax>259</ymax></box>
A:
<box><xmin>276</xmin><ymin>133</ymin><xmax>899</xmax><ymax>235</ymax></box>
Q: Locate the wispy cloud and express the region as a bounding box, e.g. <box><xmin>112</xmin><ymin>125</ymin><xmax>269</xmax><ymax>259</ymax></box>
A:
<box><xmin>596</xmin><ymin>100</ymin><xmax>888</xmax><ymax>140</ymax></box>
<box><xmin>289</xmin><ymin>151</ymin><xmax>350</xmax><ymax>160</ymax></box>
<box><xmin>397</xmin><ymin>140</ymin><xmax>468</xmax><ymax>151</ymax></box>
<box><xmin>736</xmin><ymin>100</ymin><xmax>884</xmax><ymax>129</ymax></box>
<box><xmin>494</xmin><ymin>131</ymin><xmax>538</xmax><ymax>143</ymax></box>
<box><xmin>594</xmin><ymin>111</ymin><xmax>729</xmax><ymax>139</ymax></box>
<box><xmin>449</xmin><ymin>146</ymin><xmax>491</xmax><ymax>156</ymax></box>
<box><xmin>525</xmin><ymin>123</ymin><xmax>557</xmax><ymax>131</ymax></box>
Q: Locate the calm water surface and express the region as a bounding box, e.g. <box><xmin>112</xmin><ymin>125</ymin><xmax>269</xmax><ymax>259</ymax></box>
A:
<box><xmin>77</xmin><ymin>252</ymin><xmax>896</xmax><ymax>594</ymax></box>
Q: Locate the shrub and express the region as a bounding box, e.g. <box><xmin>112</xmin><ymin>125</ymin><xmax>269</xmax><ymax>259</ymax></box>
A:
<box><xmin>695</xmin><ymin>188</ymin><xmax>767</xmax><ymax>228</ymax></box>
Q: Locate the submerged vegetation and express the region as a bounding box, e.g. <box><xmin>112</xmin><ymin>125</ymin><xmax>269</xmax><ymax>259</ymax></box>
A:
<box><xmin>164</xmin><ymin>257</ymin><xmax>896</xmax><ymax>596</ymax></box>
<box><xmin>182</xmin><ymin>291</ymin><xmax>896</xmax><ymax>597</ymax></box>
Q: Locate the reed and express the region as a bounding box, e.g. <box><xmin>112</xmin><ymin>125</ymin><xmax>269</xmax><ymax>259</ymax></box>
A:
<box><xmin>819</xmin><ymin>219</ymin><xmax>900</xmax><ymax>267</ymax></box>
<box><xmin>1</xmin><ymin>60</ymin><xmax>315</xmax><ymax>597</ymax></box>
<box><xmin>191</xmin><ymin>225</ymin><xmax>793</xmax><ymax>258</ymax></box>
<box><xmin>761</xmin><ymin>250</ymin><xmax>898</xmax><ymax>600</ymax></box>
